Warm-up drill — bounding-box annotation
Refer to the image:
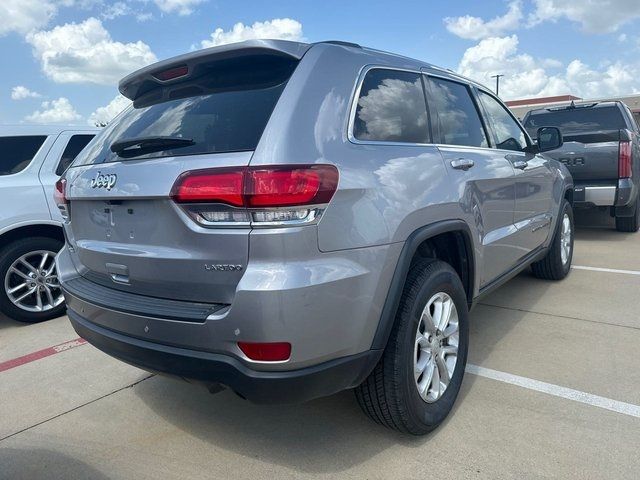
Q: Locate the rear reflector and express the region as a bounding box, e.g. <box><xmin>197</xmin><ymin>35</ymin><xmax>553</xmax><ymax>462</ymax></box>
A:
<box><xmin>171</xmin><ymin>165</ymin><xmax>339</xmax><ymax>207</ymax></box>
<box><xmin>238</xmin><ymin>342</ymin><xmax>291</xmax><ymax>361</ymax></box>
<box><xmin>619</xmin><ymin>141</ymin><xmax>632</xmax><ymax>178</ymax></box>
<box><xmin>153</xmin><ymin>65</ymin><xmax>189</xmax><ymax>81</ymax></box>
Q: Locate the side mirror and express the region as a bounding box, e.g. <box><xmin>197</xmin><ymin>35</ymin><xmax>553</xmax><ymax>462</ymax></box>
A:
<box><xmin>537</xmin><ymin>126</ymin><xmax>563</xmax><ymax>152</ymax></box>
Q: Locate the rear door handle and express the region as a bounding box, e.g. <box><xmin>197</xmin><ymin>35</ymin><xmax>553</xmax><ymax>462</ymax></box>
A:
<box><xmin>513</xmin><ymin>160</ymin><xmax>528</xmax><ymax>170</ymax></box>
<box><xmin>450</xmin><ymin>158</ymin><xmax>475</xmax><ymax>170</ymax></box>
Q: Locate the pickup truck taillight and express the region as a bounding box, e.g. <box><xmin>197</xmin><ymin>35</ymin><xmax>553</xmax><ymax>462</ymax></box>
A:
<box><xmin>171</xmin><ymin>165</ymin><xmax>339</xmax><ymax>227</ymax></box>
<box><xmin>54</xmin><ymin>178</ymin><xmax>70</xmax><ymax>218</ymax></box>
<box><xmin>619</xmin><ymin>141</ymin><xmax>632</xmax><ymax>178</ymax></box>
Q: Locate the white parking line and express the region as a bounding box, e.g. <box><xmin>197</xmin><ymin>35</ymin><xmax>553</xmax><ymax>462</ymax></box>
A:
<box><xmin>572</xmin><ymin>265</ymin><xmax>640</xmax><ymax>276</ymax></box>
<box><xmin>466</xmin><ymin>364</ymin><xmax>640</xmax><ymax>419</ymax></box>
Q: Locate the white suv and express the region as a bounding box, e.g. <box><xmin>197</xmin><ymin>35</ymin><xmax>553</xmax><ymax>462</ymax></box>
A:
<box><xmin>0</xmin><ymin>125</ymin><xmax>97</xmax><ymax>322</ymax></box>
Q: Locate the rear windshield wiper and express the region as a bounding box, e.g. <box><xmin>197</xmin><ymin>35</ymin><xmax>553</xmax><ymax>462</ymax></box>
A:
<box><xmin>111</xmin><ymin>136</ymin><xmax>195</xmax><ymax>158</ymax></box>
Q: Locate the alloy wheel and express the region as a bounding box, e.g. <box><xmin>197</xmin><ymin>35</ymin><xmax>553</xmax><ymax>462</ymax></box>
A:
<box><xmin>414</xmin><ymin>292</ymin><xmax>459</xmax><ymax>403</ymax></box>
<box><xmin>4</xmin><ymin>250</ymin><xmax>64</xmax><ymax>313</ymax></box>
<box><xmin>560</xmin><ymin>213</ymin><xmax>572</xmax><ymax>265</ymax></box>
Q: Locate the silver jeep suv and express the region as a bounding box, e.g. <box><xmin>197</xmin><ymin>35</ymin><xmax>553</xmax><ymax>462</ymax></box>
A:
<box><xmin>56</xmin><ymin>40</ymin><xmax>574</xmax><ymax>434</ymax></box>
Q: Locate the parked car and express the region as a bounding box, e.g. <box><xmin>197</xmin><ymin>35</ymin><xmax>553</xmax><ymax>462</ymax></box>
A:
<box><xmin>523</xmin><ymin>101</ymin><xmax>640</xmax><ymax>232</ymax></box>
<box><xmin>55</xmin><ymin>40</ymin><xmax>573</xmax><ymax>434</ymax></box>
<box><xmin>0</xmin><ymin>125</ymin><xmax>97</xmax><ymax>322</ymax></box>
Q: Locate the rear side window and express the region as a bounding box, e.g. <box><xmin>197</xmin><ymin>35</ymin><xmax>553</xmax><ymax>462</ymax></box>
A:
<box><xmin>57</xmin><ymin>134</ymin><xmax>95</xmax><ymax>175</ymax></box>
<box><xmin>523</xmin><ymin>106</ymin><xmax>627</xmax><ymax>135</ymax></box>
<box><xmin>0</xmin><ymin>136</ymin><xmax>47</xmax><ymax>175</ymax></box>
<box><xmin>75</xmin><ymin>55</ymin><xmax>297</xmax><ymax>165</ymax></box>
<box><xmin>429</xmin><ymin>78</ymin><xmax>488</xmax><ymax>148</ymax></box>
<box><xmin>353</xmin><ymin>69</ymin><xmax>429</xmax><ymax>143</ymax></box>
<box><xmin>477</xmin><ymin>90</ymin><xmax>527</xmax><ymax>151</ymax></box>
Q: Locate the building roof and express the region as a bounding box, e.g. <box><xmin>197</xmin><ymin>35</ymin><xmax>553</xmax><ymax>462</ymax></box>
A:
<box><xmin>505</xmin><ymin>95</ymin><xmax>582</xmax><ymax>107</ymax></box>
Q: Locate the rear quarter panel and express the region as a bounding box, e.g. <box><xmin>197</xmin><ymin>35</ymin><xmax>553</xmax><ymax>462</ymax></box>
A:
<box><xmin>251</xmin><ymin>44</ymin><xmax>483</xmax><ymax>293</ymax></box>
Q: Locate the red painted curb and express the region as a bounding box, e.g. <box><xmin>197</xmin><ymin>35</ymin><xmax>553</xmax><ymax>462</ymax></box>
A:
<box><xmin>0</xmin><ymin>338</ymin><xmax>87</xmax><ymax>373</ymax></box>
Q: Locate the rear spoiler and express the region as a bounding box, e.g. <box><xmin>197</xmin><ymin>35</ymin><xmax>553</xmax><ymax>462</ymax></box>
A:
<box><xmin>118</xmin><ymin>40</ymin><xmax>311</xmax><ymax>101</ymax></box>
<box><xmin>562</xmin><ymin>129</ymin><xmax>631</xmax><ymax>144</ymax></box>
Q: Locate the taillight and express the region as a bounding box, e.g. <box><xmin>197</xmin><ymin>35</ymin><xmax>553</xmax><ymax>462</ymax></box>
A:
<box><xmin>54</xmin><ymin>178</ymin><xmax>69</xmax><ymax>219</ymax></box>
<box><xmin>238</xmin><ymin>342</ymin><xmax>291</xmax><ymax>362</ymax></box>
<box><xmin>172</xmin><ymin>169</ymin><xmax>244</xmax><ymax>206</ymax></box>
<box><xmin>171</xmin><ymin>165</ymin><xmax>339</xmax><ymax>227</ymax></box>
<box><xmin>619</xmin><ymin>141</ymin><xmax>632</xmax><ymax>178</ymax></box>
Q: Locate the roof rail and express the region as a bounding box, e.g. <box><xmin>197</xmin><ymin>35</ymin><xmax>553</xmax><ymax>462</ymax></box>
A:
<box><xmin>317</xmin><ymin>40</ymin><xmax>362</xmax><ymax>49</ymax></box>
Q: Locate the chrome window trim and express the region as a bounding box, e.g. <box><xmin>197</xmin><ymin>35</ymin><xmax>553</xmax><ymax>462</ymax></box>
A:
<box><xmin>346</xmin><ymin>65</ymin><xmax>434</xmax><ymax>147</ymax></box>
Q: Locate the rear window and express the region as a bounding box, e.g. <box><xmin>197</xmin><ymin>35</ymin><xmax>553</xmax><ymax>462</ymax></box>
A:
<box><xmin>0</xmin><ymin>136</ymin><xmax>47</xmax><ymax>175</ymax></box>
<box><xmin>75</xmin><ymin>55</ymin><xmax>297</xmax><ymax>166</ymax></box>
<box><xmin>353</xmin><ymin>69</ymin><xmax>429</xmax><ymax>143</ymax></box>
<box><xmin>57</xmin><ymin>134</ymin><xmax>95</xmax><ymax>175</ymax></box>
<box><xmin>524</xmin><ymin>106</ymin><xmax>627</xmax><ymax>136</ymax></box>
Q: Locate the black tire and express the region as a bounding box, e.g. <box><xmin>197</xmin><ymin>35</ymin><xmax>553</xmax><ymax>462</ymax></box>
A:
<box><xmin>355</xmin><ymin>259</ymin><xmax>469</xmax><ymax>435</ymax></box>
<box><xmin>615</xmin><ymin>198</ymin><xmax>640</xmax><ymax>233</ymax></box>
<box><xmin>531</xmin><ymin>200</ymin><xmax>574</xmax><ymax>280</ymax></box>
<box><xmin>0</xmin><ymin>237</ymin><xmax>65</xmax><ymax>323</ymax></box>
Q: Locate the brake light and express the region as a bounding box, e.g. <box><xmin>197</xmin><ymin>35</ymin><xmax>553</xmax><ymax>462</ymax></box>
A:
<box><xmin>238</xmin><ymin>342</ymin><xmax>291</xmax><ymax>362</ymax></box>
<box><xmin>153</xmin><ymin>65</ymin><xmax>188</xmax><ymax>81</ymax></box>
<box><xmin>172</xmin><ymin>169</ymin><xmax>244</xmax><ymax>206</ymax></box>
<box><xmin>54</xmin><ymin>178</ymin><xmax>69</xmax><ymax>219</ymax></box>
<box><xmin>619</xmin><ymin>141</ymin><xmax>632</xmax><ymax>178</ymax></box>
<box><xmin>170</xmin><ymin>165</ymin><xmax>339</xmax><ymax>227</ymax></box>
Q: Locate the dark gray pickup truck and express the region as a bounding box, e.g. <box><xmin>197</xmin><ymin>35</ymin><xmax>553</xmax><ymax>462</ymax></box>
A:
<box><xmin>523</xmin><ymin>101</ymin><xmax>639</xmax><ymax>232</ymax></box>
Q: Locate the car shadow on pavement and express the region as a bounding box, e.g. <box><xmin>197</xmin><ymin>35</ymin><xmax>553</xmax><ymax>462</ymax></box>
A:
<box><xmin>0</xmin><ymin>313</ymin><xmax>26</xmax><ymax>331</ymax></box>
<box><xmin>0</xmin><ymin>448</ymin><xmax>112</xmax><ymax>480</ymax></box>
<box><xmin>134</xmin><ymin>374</ymin><xmax>464</xmax><ymax>474</ymax></box>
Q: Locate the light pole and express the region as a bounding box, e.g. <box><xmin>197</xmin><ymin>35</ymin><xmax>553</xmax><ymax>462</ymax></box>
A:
<box><xmin>491</xmin><ymin>74</ymin><xmax>504</xmax><ymax>97</ymax></box>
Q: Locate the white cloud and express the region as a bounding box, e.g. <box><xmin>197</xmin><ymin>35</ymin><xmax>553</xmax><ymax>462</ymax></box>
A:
<box><xmin>153</xmin><ymin>0</ymin><xmax>204</xmax><ymax>16</ymax></box>
<box><xmin>444</xmin><ymin>1</ymin><xmax>522</xmax><ymax>40</ymax></box>
<box><xmin>101</xmin><ymin>1</ymin><xmax>131</xmax><ymax>20</ymax></box>
<box><xmin>528</xmin><ymin>0</ymin><xmax>640</xmax><ymax>33</ymax></box>
<box><xmin>200</xmin><ymin>18</ymin><xmax>303</xmax><ymax>48</ymax></box>
<box><xmin>25</xmin><ymin>97</ymin><xmax>82</xmax><ymax>123</ymax></box>
<box><xmin>26</xmin><ymin>17</ymin><xmax>157</xmax><ymax>85</ymax></box>
<box><xmin>88</xmin><ymin>94</ymin><xmax>131</xmax><ymax>126</ymax></box>
<box><xmin>136</xmin><ymin>12</ymin><xmax>153</xmax><ymax>22</ymax></box>
<box><xmin>11</xmin><ymin>86</ymin><xmax>42</xmax><ymax>100</ymax></box>
<box><xmin>457</xmin><ymin>35</ymin><xmax>640</xmax><ymax>100</ymax></box>
<box><xmin>0</xmin><ymin>0</ymin><xmax>57</xmax><ymax>37</ymax></box>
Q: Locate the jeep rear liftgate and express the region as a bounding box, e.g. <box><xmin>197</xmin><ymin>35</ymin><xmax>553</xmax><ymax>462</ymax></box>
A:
<box><xmin>61</xmin><ymin>45</ymin><xmax>303</xmax><ymax>304</ymax></box>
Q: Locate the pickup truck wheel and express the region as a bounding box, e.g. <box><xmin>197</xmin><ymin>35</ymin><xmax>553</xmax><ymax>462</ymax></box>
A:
<box><xmin>355</xmin><ymin>259</ymin><xmax>469</xmax><ymax>435</ymax></box>
<box><xmin>0</xmin><ymin>237</ymin><xmax>65</xmax><ymax>323</ymax></box>
<box><xmin>531</xmin><ymin>200</ymin><xmax>574</xmax><ymax>280</ymax></box>
<box><xmin>615</xmin><ymin>199</ymin><xmax>640</xmax><ymax>232</ymax></box>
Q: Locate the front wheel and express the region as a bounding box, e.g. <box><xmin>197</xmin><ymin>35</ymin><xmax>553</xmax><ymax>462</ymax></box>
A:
<box><xmin>0</xmin><ymin>237</ymin><xmax>66</xmax><ymax>323</ymax></box>
<box><xmin>531</xmin><ymin>200</ymin><xmax>574</xmax><ymax>280</ymax></box>
<box><xmin>355</xmin><ymin>260</ymin><xmax>469</xmax><ymax>435</ymax></box>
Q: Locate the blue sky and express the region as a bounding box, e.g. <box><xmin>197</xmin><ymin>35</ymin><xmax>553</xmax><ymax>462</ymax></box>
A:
<box><xmin>2</xmin><ymin>0</ymin><xmax>640</xmax><ymax>125</ymax></box>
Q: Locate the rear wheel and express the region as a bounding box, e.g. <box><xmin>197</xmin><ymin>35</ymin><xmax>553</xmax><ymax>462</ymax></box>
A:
<box><xmin>532</xmin><ymin>200</ymin><xmax>574</xmax><ymax>280</ymax></box>
<box><xmin>615</xmin><ymin>198</ymin><xmax>640</xmax><ymax>232</ymax></box>
<box><xmin>0</xmin><ymin>237</ymin><xmax>65</xmax><ymax>323</ymax></box>
<box><xmin>355</xmin><ymin>260</ymin><xmax>469</xmax><ymax>435</ymax></box>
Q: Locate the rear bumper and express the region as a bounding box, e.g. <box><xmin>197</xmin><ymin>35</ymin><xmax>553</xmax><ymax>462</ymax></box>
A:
<box><xmin>574</xmin><ymin>179</ymin><xmax>636</xmax><ymax>208</ymax></box>
<box><xmin>68</xmin><ymin>308</ymin><xmax>380</xmax><ymax>404</ymax></box>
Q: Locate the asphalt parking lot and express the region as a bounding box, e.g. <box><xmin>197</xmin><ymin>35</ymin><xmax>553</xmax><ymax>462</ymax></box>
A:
<box><xmin>1</xmin><ymin>209</ymin><xmax>639</xmax><ymax>480</ymax></box>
